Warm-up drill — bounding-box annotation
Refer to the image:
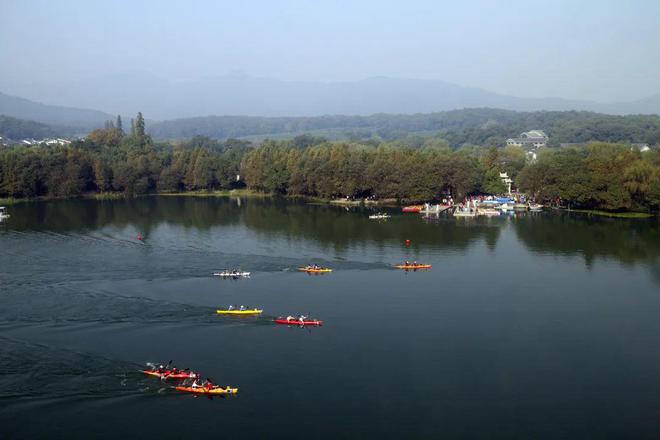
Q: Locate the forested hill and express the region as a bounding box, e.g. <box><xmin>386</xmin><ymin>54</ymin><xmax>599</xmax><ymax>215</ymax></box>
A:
<box><xmin>0</xmin><ymin>115</ymin><xmax>71</xmax><ymax>141</ymax></box>
<box><xmin>148</xmin><ymin>109</ymin><xmax>660</xmax><ymax>146</ymax></box>
<box><xmin>0</xmin><ymin>92</ymin><xmax>111</xmax><ymax>129</ymax></box>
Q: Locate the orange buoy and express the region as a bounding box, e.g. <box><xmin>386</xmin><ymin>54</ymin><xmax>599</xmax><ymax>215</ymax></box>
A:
<box><xmin>137</xmin><ymin>233</ymin><xmax>143</xmax><ymax>241</ymax></box>
<box><xmin>405</xmin><ymin>239</ymin><xmax>411</xmax><ymax>246</ymax></box>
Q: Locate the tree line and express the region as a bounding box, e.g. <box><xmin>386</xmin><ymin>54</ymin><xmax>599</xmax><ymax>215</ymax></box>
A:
<box><xmin>241</xmin><ymin>140</ymin><xmax>659</xmax><ymax>210</ymax></box>
<box><xmin>0</xmin><ymin>114</ymin><xmax>250</xmax><ymax>198</ymax></box>
<box><xmin>1</xmin><ymin>114</ymin><xmax>659</xmax><ymax>212</ymax></box>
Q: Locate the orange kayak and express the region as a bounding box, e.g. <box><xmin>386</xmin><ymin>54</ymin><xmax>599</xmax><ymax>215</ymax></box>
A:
<box><xmin>175</xmin><ymin>386</ymin><xmax>238</xmax><ymax>395</ymax></box>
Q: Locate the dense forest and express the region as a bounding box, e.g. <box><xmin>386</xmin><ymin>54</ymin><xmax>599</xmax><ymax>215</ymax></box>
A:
<box><xmin>1</xmin><ymin>113</ymin><xmax>659</xmax><ymax>212</ymax></box>
<box><xmin>3</xmin><ymin>108</ymin><xmax>660</xmax><ymax>148</ymax></box>
<box><xmin>148</xmin><ymin>109</ymin><xmax>660</xmax><ymax>146</ymax></box>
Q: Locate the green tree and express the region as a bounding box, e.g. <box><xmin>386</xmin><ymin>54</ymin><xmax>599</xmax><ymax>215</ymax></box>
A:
<box><xmin>116</xmin><ymin>115</ymin><xmax>124</xmax><ymax>135</ymax></box>
<box><xmin>135</xmin><ymin>112</ymin><xmax>146</xmax><ymax>147</ymax></box>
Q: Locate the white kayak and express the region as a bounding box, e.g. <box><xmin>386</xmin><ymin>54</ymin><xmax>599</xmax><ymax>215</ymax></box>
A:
<box><xmin>369</xmin><ymin>214</ymin><xmax>390</xmax><ymax>219</ymax></box>
<box><xmin>213</xmin><ymin>271</ymin><xmax>251</xmax><ymax>277</ymax></box>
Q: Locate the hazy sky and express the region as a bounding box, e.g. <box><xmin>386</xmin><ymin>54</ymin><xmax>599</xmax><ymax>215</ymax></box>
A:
<box><xmin>1</xmin><ymin>0</ymin><xmax>659</xmax><ymax>102</ymax></box>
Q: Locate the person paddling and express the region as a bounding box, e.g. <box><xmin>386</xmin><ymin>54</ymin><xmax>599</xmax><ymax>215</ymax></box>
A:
<box><xmin>204</xmin><ymin>378</ymin><xmax>216</xmax><ymax>390</ymax></box>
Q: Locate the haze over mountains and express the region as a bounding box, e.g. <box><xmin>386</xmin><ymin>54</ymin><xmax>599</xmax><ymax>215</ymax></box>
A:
<box><xmin>1</xmin><ymin>72</ymin><xmax>659</xmax><ymax>129</ymax></box>
<box><xmin>0</xmin><ymin>92</ymin><xmax>112</xmax><ymax>130</ymax></box>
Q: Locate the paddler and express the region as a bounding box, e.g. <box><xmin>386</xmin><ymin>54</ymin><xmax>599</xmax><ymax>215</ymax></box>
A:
<box><xmin>228</xmin><ymin>305</ymin><xmax>234</xmax><ymax>311</ymax></box>
<box><xmin>286</xmin><ymin>315</ymin><xmax>294</xmax><ymax>322</ymax></box>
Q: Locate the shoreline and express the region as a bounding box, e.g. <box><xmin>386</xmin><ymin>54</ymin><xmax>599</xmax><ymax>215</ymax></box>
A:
<box><xmin>1</xmin><ymin>192</ymin><xmax>657</xmax><ymax>218</ymax></box>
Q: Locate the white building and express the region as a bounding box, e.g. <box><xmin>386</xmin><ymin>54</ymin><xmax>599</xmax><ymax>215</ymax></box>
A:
<box><xmin>44</xmin><ymin>138</ymin><xmax>71</xmax><ymax>146</ymax></box>
<box><xmin>20</xmin><ymin>138</ymin><xmax>71</xmax><ymax>146</ymax></box>
<box><xmin>631</xmin><ymin>143</ymin><xmax>650</xmax><ymax>153</ymax></box>
<box><xmin>506</xmin><ymin>130</ymin><xmax>548</xmax><ymax>149</ymax></box>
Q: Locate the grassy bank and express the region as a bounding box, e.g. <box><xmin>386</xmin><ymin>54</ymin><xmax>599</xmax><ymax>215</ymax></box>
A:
<box><xmin>0</xmin><ymin>197</ymin><xmax>21</xmax><ymax>206</ymax></box>
<box><xmin>83</xmin><ymin>192</ymin><xmax>126</xmax><ymax>200</ymax></box>
<box><xmin>568</xmin><ymin>209</ymin><xmax>656</xmax><ymax>219</ymax></box>
<box><xmin>156</xmin><ymin>189</ymin><xmax>270</xmax><ymax>198</ymax></box>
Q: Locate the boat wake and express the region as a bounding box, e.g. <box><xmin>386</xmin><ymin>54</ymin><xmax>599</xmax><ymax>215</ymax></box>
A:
<box><xmin>0</xmin><ymin>337</ymin><xmax>162</xmax><ymax>404</ymax></box>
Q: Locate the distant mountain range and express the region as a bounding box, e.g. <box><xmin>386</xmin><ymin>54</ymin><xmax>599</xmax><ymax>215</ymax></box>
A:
<box><xmin>0</xmin><ymin>92</ymin><xmax>112</xmax><ymax>130</ymax></box>
<box><xmin>1</xmin><ymin>73</ymin><xmax>659</xmax><ymax>124</ymax></box>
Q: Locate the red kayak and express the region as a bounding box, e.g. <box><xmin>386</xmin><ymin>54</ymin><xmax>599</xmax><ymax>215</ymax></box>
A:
<box><xmin>274</xmin><ymin>318</ymin><xmax>323</xmax><ymax>326</ymax></box>
<box><xmin>402</xmin><ymin>205</ymin><xmax>423</xmax><ymax>213</ymax></box>
<box><xmin>143</xmin><ymin>370</ymin><xmax>197</xmax><ymax>380</ymax></box>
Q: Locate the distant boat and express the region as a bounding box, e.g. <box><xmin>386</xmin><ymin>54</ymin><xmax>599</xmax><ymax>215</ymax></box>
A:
<box><xmin>453</xmin><ymin>209</ymin><xmax>476</xmax><ymax>217</ymax></box>
<box><xmin>369</xmin><ymin>213</ymin><xmax>390</xmax><ymax>219</ymax></box>
<box><xmin>479</xmin><ymin>208</ymin><xmax>501</xmax><ymax>217</ymax></box>
<box><xmin>214</xmin><ymin>271</ymin><xmax>251</xmax><ymax>278</ymax></box>
<box><xmin>0</xmin><ymin>206</ymin><xmax>9</xmax><ymax>220</ymax></box>
<box><xmin>402</xmin><ymin>205</ymin><xmax>423</xmax><ymax>213</ymax></box>
<box><xmin>453</xmin><ymin>200</ymin><xmax>476</xmax><ymax>217</ymax></box>
<box><xmin>529</xmin><ymin>203</ymin><xmax>544</xmax><ymax>211</ymax></box>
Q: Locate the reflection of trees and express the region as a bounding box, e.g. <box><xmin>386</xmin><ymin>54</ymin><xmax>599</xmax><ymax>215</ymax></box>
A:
<box><xmin>241</xmin><ymin>198</ymin><xmax>500</xmax><ymax>252</ymax></box>
<box><xmin>9</xmin><ymin>197</ymin><xmax>244</xmax><ymax>234</ymax></box>
<box><xmin>512</xmin><ymin>213</ymin><xmax>660</xmax><ymax>273</ymax></box>
<box><xmin>9</xmin><ymin>199</ymin><xmax>659</xmax><ymax>270</ymax></box>
<box><xmin>8</xmin><ymin>197</ymin><xmax>501</xmax><ymax>252</ymax></box>
<box><xmin>9</xmin><ymin>198</ymin><xmax>659</xmax><ymax>273</ymax></box>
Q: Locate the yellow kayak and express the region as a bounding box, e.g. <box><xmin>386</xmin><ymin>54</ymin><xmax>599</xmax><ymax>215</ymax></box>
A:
<box><xmin>298</xmin><ymin>267</ymin><xmax>333</xmax><ymax>273</ymax></box>
<box><xmin>175</xmin><ymin>386</ymin><xmax>238</xmax><ymax>395</ymax></box>
<box><xmin>216</xmin><ymin>309</ymin><xmax>263</xmax><ymax>315</ymax></box>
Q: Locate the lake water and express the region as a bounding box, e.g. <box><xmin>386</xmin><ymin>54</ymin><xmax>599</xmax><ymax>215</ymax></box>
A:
<box><xmin>1</xmin><ymin>197</ymin><xmax>659</xmax><ymax>439</ymax></box>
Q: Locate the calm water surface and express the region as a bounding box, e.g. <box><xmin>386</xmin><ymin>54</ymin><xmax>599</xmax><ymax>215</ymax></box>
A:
<box><xmin>1</xmin><ymin>197</ymin><xmax>659</xmax><ymax>439</ymax></box>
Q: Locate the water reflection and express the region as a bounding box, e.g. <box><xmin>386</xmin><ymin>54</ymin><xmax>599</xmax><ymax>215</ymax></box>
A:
<box><xmin>512</xmin><ymin>212</ymin><xmax>660</xmax><ymax>268</ymax></box>
<box><xmin>3</xmin><ymin>197</ymin><xmax>658</xmax><ymax>269</ymax></box>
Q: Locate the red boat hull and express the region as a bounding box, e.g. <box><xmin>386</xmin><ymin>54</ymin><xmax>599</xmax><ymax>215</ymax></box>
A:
<box><xmin>142</xmin><ymin>370</ymin><xmax>196</xmax><ymax>379</ymax></box>
<box><xmin>402</xmin><ymin>205</ymin><xmax>423</xmax><ymax>213</ymax></box>
<box><xmin>274</xmin><ymin>319</ymin><xmax>323</xmax><ymax>326</ymax></box>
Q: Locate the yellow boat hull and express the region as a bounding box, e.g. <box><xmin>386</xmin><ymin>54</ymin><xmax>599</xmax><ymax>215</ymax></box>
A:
<box><xmin>298</xmin><ymin>268</ymin><xmax>333</xmax><ymax>273</ymax></box>
<box><xmin>175</xmin><ymin>386</ymin><xmax>238</xmax><ymax>395</ymax></box>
